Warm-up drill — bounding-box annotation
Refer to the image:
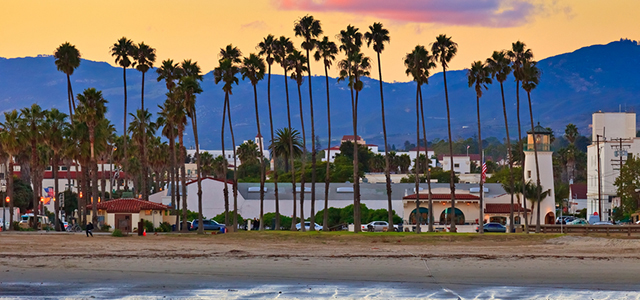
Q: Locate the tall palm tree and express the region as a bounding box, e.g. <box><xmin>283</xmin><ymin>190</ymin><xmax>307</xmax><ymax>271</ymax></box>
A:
<box><xmin>273</xmin><ymin>36</ymin><xmax>298</xmax><ymax>230</ymax></box>
<box><xmin>19</xmin><ymin>104</ymin><xmax>45</xmax><ymax>229</ymax></box>
<box><xmin>337</xmin><ymin>25</ymin><xmax>363</xmax><ymax>232</ymax></box>
<box><xmin>241</xmin><ymin>53</ymin><xmax>267</xmax><ymax>230</ymax></box>
<box><xmin>43</xmin><ymin>109</ymin><xmax>68</xmax><ymax>230</ymax></box>
<box><xmin>364</xmin><ymin>22</ymin><xmax>393</xmax><ymax>228</ymax></box>
<box><xmin>0</xmin><ymin>110</ymin><xmax>22</xmax><ymax>227</ymax></box>
<box><xmin>133</xmin><ymin>42</ymin><xmax>156</xmax><ymax>201</ymax></box>
<box><xmin>522</xmin><ymin>60</ymin><xmax>543</xmax><ymax>232</ymax></box>
<box><xmin>288</xmin><ymin>49</ymin><xmax>309</xmax><ymax>231</ymax></box>
<box><xmin>75</xmin><ymin>88</ymin><xmax>108</xmax><ymax>225</ymax></box>
<box><xmin>314</xmin><ymin>36</ymin><xmax>338</xmax><ymax>230</ymax></box>
<box><xmin>110</xmin><ymin>37</ymin><xmax>135</xmax><ymax>191</ymax></box>
<box><xmin>404</xmin><ymin>45</ymin><xmax>435</xmax><ymax>233</ymax></box>
<box><xmin>257</xmin><ymin>34</ymin><xmax>282</xmax><ymax>229</ymax></box>
<box><xmin>486</xmin><ymin>51</ymin><xmax>522</xmax><ymax>232</ymax></box>
<box><xmin>214</xmin><ymin>53</ymin><xmax>240</xmax><ymax>231</ymax></box>
<box><xmin>431</xmin><ymin>34</ymin><xmax>458</xmax><ymax>232</ymax></box>
<box><xmin>467</xmin><ymin>61</ymin><xmax>492</xmax><ymax>233</ymax></box>
<box><xmin>507</xmin><ymin>41</ymin><xmax>533</xmax><ymax>231</ymax></box>
<box><xmin>54</xmin><ymin>42</ymin><xmax>81</xmax><ymax>121</ymax></box>
<box><xmin>294</xmin><ymin>15</ymin><xmax>323</xmax><ymax>231</ymax></box>
<box><xmin>179</xmin><ymin>60</ymin><xmax>204</xmax><ymax>234</ymax></box>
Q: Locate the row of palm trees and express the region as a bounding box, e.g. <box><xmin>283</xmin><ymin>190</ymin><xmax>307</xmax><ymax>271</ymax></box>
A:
<box><xmin>37</xmin><ymin>15</ymin><xmax>545</xmax><ymax>234</ymax></box>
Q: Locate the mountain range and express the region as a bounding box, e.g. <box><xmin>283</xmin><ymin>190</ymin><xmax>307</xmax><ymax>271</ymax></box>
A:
<box><xmin>1</xmin><ymin>39</ymin><xmax>638</xmax><ymax>150</ymax></box>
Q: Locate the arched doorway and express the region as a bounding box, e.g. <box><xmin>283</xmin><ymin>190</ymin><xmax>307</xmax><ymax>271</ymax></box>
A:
<box><xmin>439</xmin><ymin>208</ymin><xmax>465</xmax><ymax>225</ymax></box>
<box><xmin>545</xmin><ymin>212</ymin><xmax>555</xmax><ymax>224</ymax></box>
<box><xmin>410</xmin><ymin>207</ymin><xmax>429</xmax><ymax>225</ymax></box>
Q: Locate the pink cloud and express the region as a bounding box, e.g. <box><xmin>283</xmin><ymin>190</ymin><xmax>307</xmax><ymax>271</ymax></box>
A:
<box><xmin>273</xmin><ymin>0</ymin><xmax>555</xmax><ymax>27</ymax></box>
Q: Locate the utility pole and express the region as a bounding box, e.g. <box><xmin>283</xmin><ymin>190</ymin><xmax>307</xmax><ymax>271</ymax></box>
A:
<box><xmin>596</xmin><ymin>134</ymin><xmax>604</xmax><ymax>221</ymax></box>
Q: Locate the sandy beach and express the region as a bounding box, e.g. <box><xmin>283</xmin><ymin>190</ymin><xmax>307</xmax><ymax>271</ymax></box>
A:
<box><xmin>1</xmin><ymin>232</ymin><xmax>640</xmax><ymax>299</ymax></box>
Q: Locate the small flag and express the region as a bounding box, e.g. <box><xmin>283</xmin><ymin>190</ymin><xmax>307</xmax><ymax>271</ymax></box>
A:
<box><xmin>481</xmin><ymin>159</ymin><xmax>487</xmax><ymax>184</ymax></box>
<box><xmin>466</xmin><ymin>145</ymin><xmax>470</xmax><ymax>150</ymax></box>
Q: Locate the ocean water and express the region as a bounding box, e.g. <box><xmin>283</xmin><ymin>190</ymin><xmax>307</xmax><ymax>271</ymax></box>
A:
<box><xmin>2</xmin><ymin>282</ymin><xmax>639</xmax><ymax>299</ymax></box>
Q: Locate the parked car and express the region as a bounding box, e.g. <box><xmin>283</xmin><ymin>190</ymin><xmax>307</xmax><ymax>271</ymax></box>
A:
<box><xmin>556</xmin><ymin>216</ymin><xmax>577</xmax><ymax>224</ymax></box>
<box><xmin>191</xmin><ymin>219</ymin><xmax>225</xmax><ymax>231</ymax></box>
<box><xmin>592</xmin><ymin>221</ymin><xmax>613</xmax><ymax>225</ymax></box>
<box><xmin>295</xmin><ymin>222</ymin><xmax>323</xmax><ymax>231</ymax></box>
<box><xmin>476</xmin><ymin>222</ymin><xmax>507</xmax><ymax>233</ymax></box>
<box><xmin>19</xmin><ymin>214</ymin><xmax>50</xmax><ymax>230</ymax></box>
<box><xmin>362</xmin><ymin>221</ymin><xmax>399</xmax><ymax>232</ymax></box>
<box><xmin>567</xmin><ymin>218</ymin><xmax>588</xmax><ymax>225</ymax></box>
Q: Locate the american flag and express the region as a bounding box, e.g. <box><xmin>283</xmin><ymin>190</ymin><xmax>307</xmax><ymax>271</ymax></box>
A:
<box><xmin>481</xmin><ymin>159</ymin><xmax>487</xmax><ymax>184</ymax></box>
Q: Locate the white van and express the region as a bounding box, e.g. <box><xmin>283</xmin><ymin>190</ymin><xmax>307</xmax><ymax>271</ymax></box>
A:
<box><xmin>19</xmin><ymin>214</ymin><xmax>50</xmax><ymax>230</ymax></box>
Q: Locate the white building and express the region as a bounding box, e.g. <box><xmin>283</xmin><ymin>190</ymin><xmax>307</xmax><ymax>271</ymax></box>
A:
<box><xmin>438</xmin><ymin>154</ymin><xmax>472</xmax><ymax>174</ymax></box>
<box><xmin>523</xmin><ymin>123</ymin><xmax>556</xmax><ymax>225</ymax></box>
<box><xmin>586</xmin><ymin>112</ymin><xmax>639</xmax><ymax>222</ymax></box>
<box><xmin>186</xmin><ymin>134</ymin><xmax>270</xmax><ymax>168</ymax></box>
<box><xmin>322</xmin><ymin>135</ymin><xmax>379</xmax><ymax>163</ymax></box>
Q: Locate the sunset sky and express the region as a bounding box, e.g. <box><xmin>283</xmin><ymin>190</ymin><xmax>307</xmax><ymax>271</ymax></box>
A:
<box><xmin>1</xmin><ymin>0</ymin><xmax>638</xmax><ymax>82</ymax></box>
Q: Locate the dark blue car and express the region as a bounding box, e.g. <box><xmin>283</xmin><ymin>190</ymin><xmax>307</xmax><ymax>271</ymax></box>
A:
<box><xmin>191</xmin><ymin>219</ymin><xmax>225</xmax><ymax>231</ymax></box>
<box><xmin>476</xmin><ymin>223</ymin><xmax>507</xmax><ymax>233</ymax></box>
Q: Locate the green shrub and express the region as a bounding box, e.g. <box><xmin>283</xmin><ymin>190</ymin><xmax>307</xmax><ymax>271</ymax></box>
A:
<box><xmin>157</xmin><ymin>222</ymin><xmax>172</xmax><ymax>232</ymax></box>
<box><xmin>143</xmin><ymin>220</ymin><xmax>154</xmax><ymax>232</ymax></box>
<box><xmin>212</xmin><ymin>212</ymin><xmax>245</xmax><ymax>226</ymax></box>
<box><xmin>99</xmin><ymin>224</ymin><xmax>112</xmax><ymax>232</ymax></box>
<box><xmin>262</xmin><ymin>212</ymin><xmax>296</xmax><ymax>230</ymax></box>
<box><xmin>112</xmin><ymin>229</ymin><xmax>125</xmax><ymax>237</ymax></box>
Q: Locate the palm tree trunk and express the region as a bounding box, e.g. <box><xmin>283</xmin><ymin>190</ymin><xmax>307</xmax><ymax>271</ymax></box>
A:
<box><xmin>305</xmin><ymin>48</ymin><xmax>317</xmax><ymax>232</ymax></box>
<box><xmin>322</xmin><ymin>64</ymin><xmax>331</xmax><ymax>231</ymax></box>
<box><xmin>222</xmin><ymin>93</ymin><xmax>230</xmax><ymax>227</ymax></box>
<box><xmin>190</xmin><ymin>105</ymin><xmax>204</xmax><ymax>235</ymax></box>
<box><xmin>266</xmin><ymin>64</ymin><xmax>280</xmax><ymax>230</ymax></box>
<box><xmin>101</xmin><ymin>160</ymin><xmax>106</xmax><ymax>199</ymax></box>
<box><xmin>252</xmin><ymin>84</ymin><xmax>266</xmax><ymax>231</ymax></box>
<box><xmin>92</xmin><ymin>159</ymin><xmax>99</xmax><ymax>226</ymax></box>
<box><xmin>226</xmin><ymin>97</ymin><xmax>239</xmax><ymax>232</ymax></box>
<box><xmin>516</xmin><ymin>80</ymin><xmax>523</xmax><ymax>233</ymax></box>
<box><xmin>66</xmin><ymin>74</ymin><xmax>74</xmax><ymax>121</ymax></box>
<box><xmin>123</xmin><ymin>67</ymin><xmax>129</xmax><ymax>191</ymax></box>
<box><xmin>348</xmin><ymin>64</ymin><xmax>361</xmax><ymax>233</ymax></box>
<box><xmin>376</xmin><ymin>52</ymin><xmax>394</xmax><ymax>230</ymax></box>
<box><xmin>284</xmin><ymin>67</ymin><xmax>298</xmax><ymax>231</ymax></box>
<box><xmin>476</xmin><ymin>94</ymin><xmax>484</xmax><ymax>234</ymax></box>
<box><xmin>500</xmin><ymin>82</ymin><xmax>521</xmax><ymax>232</ymax></box>
<box><xmin>141</xmin><ymin>72</ymin><xmax>148</xmax><ymax>201</ymax></box>
<box><xmin>296</xmin><ymin>83</ymin><xmax>307</xmax><ymax>232</ymax></box>
<box><xmin>418</xmin><ymin>87</ymin><xmax>434</xmax><ymax>232</ymax></box>
<box><xmin>179</xmin><ymin>132</ymin><xmax>188</xmax><ymax>233</ymax></box>
<box><xmin>527</xmin><ymin>91</ymin><xmax>543</xmax><ymax>232</ymax></box>
<box><xmin>7</xmin><ymin>159</ymin><xmax>14</xmax><ymax>229</ymax></box>
<box><xmin>168</xmin><ymin>130</ymin><xmax>176</xmax><ymax>218</ymax></box>
<box><xmin>414</xmin><ymin>85</ymin><xmax>422</xmax><ymax>233</ymax></box>
<box><xmin>31</xmin><ymin>138</ymin><xmax>39</xmax><ymax>230</ymax></box>
<box><xmin>53</xmin><ymin>153</ymin><xmax>60</xmax><ymax>231</ymax></box>
<box><xmin>443</xmin><ymin>67</ymin><xmax>456</xmax><ymax>232</ymax></box>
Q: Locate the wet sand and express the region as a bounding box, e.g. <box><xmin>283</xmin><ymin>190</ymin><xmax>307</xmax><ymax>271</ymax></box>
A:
<box><xmin>1</xmin><ymin>232</ymin><xmax>640</xmax><ymax>299</ymax></box>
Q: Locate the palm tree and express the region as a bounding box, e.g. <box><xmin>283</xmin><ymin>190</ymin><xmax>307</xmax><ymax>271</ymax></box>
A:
<box><xmin>507</xmin><ymin>41</ymin><xmax>533</xmax><ymax>231</ymax></box>
<box><xmin>564</xmin><ymin>123</ymin><xmax>578</xmax><ymax>179</ymax></box>
<box><xmin>19</xmin><ymin>104</ymin><xmax>45</xmax><ymax>229</ymax></box>
<box><xmin>257</xmin><ymin>34</ymin><xmax>282</xmax><ymax>230</ymax></box>
<box><xmin>523</xmin><ymin>180</ymin><xmax>550</xmax><ymax>224</ymax></box>
<box><xmin>214</xmin><ymin>51</ymin><xmax>241</xmax><ymax>231</ymax></box>
<box><xmin>522</xmin><ymin>60</ymin><xmax>543</xmax><ymax>232</ymax></box>
<box><xmin>404</xmin><ymin>45</ymin><xmax>435</xmax><ymax>232</ymax></box>
<box><xmin>467</xmin><ymin>61</ymin><xmax>492</xmax><ymax>233</ymax></box>
<box><xmin>43</xmin><ymin>109</ymin><xmax>68</xmax><ymax>230</ymax></box>
<box><xmin>0</xmin><ymin>110</ymin><xmax>22</xmax><ymax>227</ymax></box>
<box><xmin>314</xmin><ymin>36</ymin><xmax>338</xmax><ymax>230</ymax></box>
<box><xmin>156</xmin><ymin>59</ymin><xmax>182</xmax><ymax>228</ymax></box>
<box><xmin>294</xmin><ymin>15</ymin><xmax>323</xmax><ymax>231</ymax></box>
<box><xmin>241</xmin><ymin>53</ymin><xmax>267</xmax><ymax>230</ymax></box>
<box><xmin>273</xmin><ymin>36</ymin><xmax>298</xmax><ymax>230</ymax></box>
<box><xmin>128</xmin><ymin>109</ymin><xmax>156</xmax><ymax>195</ymax></box>
<box><xmin>133</xmin><ymin>42</ymin><xmax>156</xmax><ymax>201</ymax></box>
<box><xmin>486</xmin><ymin>50</ymin><xmax>523</xmax><ymax>232</ymax></box>
<box><xmin>179</xmin><ymin>60</ymin><xmax>204</xmax><ymax>234</ymax></box>
<box><xmin>53</xmin><ymin>42</ymin><xmax>81</xmax><ymax>121</ymax></box>
<box><xmin>237</xmin><ymin>141</ymin><xmax>260</xmax><ymax>165</ymax></box>
<box><xmin>75</xmin><ymin>88</ymin><xmax>108</xmax><ymax>225</ymax></box>
<box><xmin>110</xmin><ymin>37</ymin><xmax>135</xmax><ymax>191</ymax></box>
<box><xmin>212</xmin><ymin>155</ymin><xmax>228</xmax><ymax>180</ymax></box>
<box><xmin>337</xmin><ymin>25</ymin><xmax>364</xmax><ymax>232</ymax></box>
<box><xmin>431</xmin><ymin>34</ymin><xmax>458</xmax><ymax>232</ymax></box>
<box><xmin>271</xmin><ymin>128</ymin><xmax>303</xmax><ymax>172</ymax></box>
<box><xmin>364</xmin><ymin>22</ymin><xmax>393</xmax><ymax>228</ymax></box>
<box><xmin>288</xmin><ymin>49</ymin><xmax>309</xmax><ymax>231</ymax></box>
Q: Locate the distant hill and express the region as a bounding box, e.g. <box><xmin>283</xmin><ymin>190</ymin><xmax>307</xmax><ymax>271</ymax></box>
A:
<box><xmin>1</xmin><ymin>39</ymin><xmax>639</xmax><ymax>149</ymax></box>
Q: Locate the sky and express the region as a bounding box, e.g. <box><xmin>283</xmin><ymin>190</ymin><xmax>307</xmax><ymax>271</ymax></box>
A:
<box><xmin>1</xmin><ymin>0</ymin><xmax>639</xmax><ymax>82</ymax></box>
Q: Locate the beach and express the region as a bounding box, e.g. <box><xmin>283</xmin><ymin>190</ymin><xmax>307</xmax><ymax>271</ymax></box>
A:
<box><xmin>1</xmin><ymin>232</ymin><xmax>640</xmax><ymax>299</ymax></box>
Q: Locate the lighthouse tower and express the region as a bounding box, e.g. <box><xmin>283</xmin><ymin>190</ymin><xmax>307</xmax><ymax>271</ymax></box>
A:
<box><xmin>524</xmin><ymin>123</ymin><xmax>556</xmax><ymax>225</ymax></box>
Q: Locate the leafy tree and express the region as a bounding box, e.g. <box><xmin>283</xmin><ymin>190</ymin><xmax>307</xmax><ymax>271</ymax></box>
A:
<box><xmin>613</xmin><ymin>154</ymin><xmax>640</xmax><ymax>218</ymax></box>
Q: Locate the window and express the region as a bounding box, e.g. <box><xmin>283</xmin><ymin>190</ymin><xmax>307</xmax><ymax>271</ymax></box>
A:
<box><xmin>454</xmin><ymin>163</ymin><xmax>460</xmax><ymax>168</ymax></box>
<box><xmin>527</xmin><ymin>170</ymin><xmax>532</xmax><ymax>179</ymax></box>
<box><xmin>60</xmin><ymin>166</ymin><xmax>68</xmax><ymax>171</ymax></box>
<box><xmin>145</xmin><ymin>210</ymin><xmax>152</xmax><ymax>215</ymax></box>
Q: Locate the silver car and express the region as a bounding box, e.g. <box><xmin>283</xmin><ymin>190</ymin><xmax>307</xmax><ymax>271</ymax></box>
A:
<box><xmin>362</xmin><ymin>221</ymin><xmax>399</xmax><ymax>232</ymax></box>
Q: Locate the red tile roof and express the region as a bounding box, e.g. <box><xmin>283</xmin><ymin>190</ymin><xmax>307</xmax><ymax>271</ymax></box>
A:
<box><xmin>403</xmin><ymin>193</ymin><xmax>480</xmax><ymax>200</ymax></box>
<box><xmin>484</xmin><ymin>204</ymin><xmax>530</xmax><ymax>214</ymax></box>
<box><xmin>87</xmin><ymin>198</ymin><xmax>169</xmax><ymax>213</ymax></box>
